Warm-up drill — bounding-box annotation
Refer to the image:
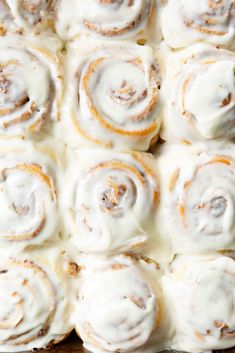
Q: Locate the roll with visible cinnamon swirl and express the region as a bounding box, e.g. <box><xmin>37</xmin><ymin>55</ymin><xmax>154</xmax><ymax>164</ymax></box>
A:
<box><xmin>6</xmin><ymin>0</ymin><xmax>57</xmax><ymax>34</ymax></box>
<box><xmin>66</xmin><ymin>150</ymin><xmax>158</xmax><ymax>254</ymax></box>
<box><xmin>163</xmin><ymin>255</ymin><xmax>235</xmax><ymax>352</ymax></box>
<box><xmin>0</xmin><ymin>140</ymin><xmax>60</xmax><ymax>249</ymax></box>
<box><xmin>62</xmin><ymin>40</ymin><xmax>161</xmax><ymax>151</ymax></box>
<box><xmin>0</xmin><ymin>255</ymin><xmax>72</xmax><ymax>352</ymax></box>
<box><xmin>162</xmin><ymin>44</ymin><xmax>235</xmax><ymax>143</ymax></box>
<box><xmin>75</xmin><ymin>253</ymin><xmax>168</xmax><ymax>353</ymax></box>
<box><xmin>0</xmin><ymin>35</ymin><xmax>62</xmax><ymax>139</ymax></box>
<box><xmin>157</xmin><ymin>144</ymin><xmax>235</xmax><ymax>254</ymax></box>
<box><xmin>56</xmin><ymin>0</ymin><xmax>153</xmax><ymax>41</ymax></box>
<box><xmin>161</xmin><ymin>0</ymin><xmax>235</xmax><ymax>48</ymax></box>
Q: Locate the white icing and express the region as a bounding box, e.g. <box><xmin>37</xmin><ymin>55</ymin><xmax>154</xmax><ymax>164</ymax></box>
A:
<box><xmin>0</xmin><ymin>139</ymin><xmax>61</xmax><ymax>250</ymax></box>
<box><xmin>161</xmin><ymin>0</ymin><xmax>235</xmax><ymax>48</ymax></box>
<box><xmin>161</xmin><ymin>43</ymin><xmax>235</xmax><ymax>143</ymax></box>
<box><xmin>64</xmin><ymin>149</ymin><xmax>158</xmax><ymax>255</ymax></box>
<box><xmin>163</xmin><ymin>255</ymin><xmax>235</xmax><ymax>352</ymax></box>
<box><xmin>56</xmin><ymin>0</ymin><xmax>152</xmax><ymax>41</ymax></box>
<box><xmin>0</xmin><ymin>35</ymin><xmax>62</xmax><ymax>138</ymax></box>
<box><xmin>0</xmin><ymin>253</ymin><xmax>73</xmax><ymax>352</ymax></box>
<box><xmin>61</xmin><ymin>38</ymin><xmax>162</xmax><ymax>151</ymax></box>
<box><xmin>75</xmin><ymin>254</ymin><xmax>170</xmax><ymax>353</ymax></box>
<box><xmin>6</xmin><ymin>0</ymin><xmax>56</xmax><ymax>33</ymax></box>
<box><xmin>156</xmin><ymin>143</ymin><xmax>235</xmax><ymax>254</ymax></box>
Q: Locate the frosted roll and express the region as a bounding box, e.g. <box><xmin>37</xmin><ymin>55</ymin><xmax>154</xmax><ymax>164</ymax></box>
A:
<box><xmin>4</xmin><ymin>0</ymin><xmax>56</xmax><ymax>33</ymax></box>
<box><xmin>161</xmin><ymin>44</ymin><xmax>235</xmax><ymax>143</ymax></box>
<box><xmin>0</xmin><ymin>36</ymin><xmax>62</xmax><ymax>138</ymax></box>
<box><xmin>0</xmin><ymin>140</ymin><xmax>60</xmax><ymax>248</ymax></box>
<box><xmin>157</xmin><ymin>145</ymin><xmax>235</xmax><ymax>254</ymax></box>
<box><xmin>75</xmin><ymin>254</ymin><xmax>168</xmax><ymax>353</ymax></box>
<box><xmin>163</xmin><ymin>255</ymin><xmax>235</xmax><ymax>352</ymax></box>
<box><xmin>66</xmin><ymin>150</ymin><xmax>158</xmax><ymax>254</ymax></box>
<box><xmin>56</xmin><ymin>0</ymin><xmax>153</xmax><ymax>40</ymax></box>
<box><xmin>161</xmin><ymin>0</ymin><xmax>235</xmax><ymax>48</ymax></box>
<box><xmin>63</xmin><ymin>40</ymin><xmax>162</xmax><ymax>151</ymax></box>
<box><xmin>0</xmin><ymin>256</ymin><xmax>71</xmax><ymax>352</ymax></box>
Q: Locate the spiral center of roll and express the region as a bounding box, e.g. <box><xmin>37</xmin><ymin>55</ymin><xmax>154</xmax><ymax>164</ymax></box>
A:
<box><xmin>209</xmin><ymin>196</ymin><xmax>227</xmax><ymax>217</ymax></box>
<box><xmin>98</xmin><ymin>175</ymin><xmax>136</xmax><ymax>216</ymax></box>
<box><xmin>86</xmin><ymin>58</ymin><xmax>154</xmax><ymax>127</ymax></box>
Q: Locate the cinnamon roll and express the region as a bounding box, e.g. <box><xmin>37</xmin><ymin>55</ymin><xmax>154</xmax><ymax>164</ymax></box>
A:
<box><xmin>0</xmin><ymin>36</ymin><xmax>62</xmax><ymax>139</ymax></box>
<box><xmin>161</xmin><ymin>0</ymin><xmax>235</xmax><ymax>48</ymax></box>
<box><xmin>66</xmin><ymin>150</ymin><xmax>158</xmax><ymax>254</ymax></box>
<box><xmin>56</xmin><ymin>0</ymin><xmax>153</xmax><ymax>41</ymax></box>
<box><xmin>161</xmin><ymin>44</ymin><xmax>235</xmax><ymax>143</ymax></box>
<box><xmin>157</xmin><ymin>144</ymin><xmax>235</xmax><ymax>254</ymax></box>
<box><xmin>6</xmin><ymin>0</ymin><xmax>57</xmax><ymax>34</ymax></box>
<box><xmin>0</xmin><ymin>255</ymin><xmax>71</xmax><ymax>352</ymax></box>
<box><xmin>62</xmin><ymin>40</ymin><xmax>161</xmax><ymax>151</ymax></box>
<box><xmin>0</xmin><ymin>140</ymin><xmax>59</xmax><ymax>248</ymax></box>
<box><xmin>75</xmin><ymin>253</ymin><xmax>167</xmax><ymax>353</ymax></box>
<box><xmin>163</xmin><ymin>255</ymin><xmax>235</xmax><ymax>352</ymax></box>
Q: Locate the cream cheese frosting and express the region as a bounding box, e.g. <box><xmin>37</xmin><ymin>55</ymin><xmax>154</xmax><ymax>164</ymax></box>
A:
<box><xmin>0</xmin><ymin>1</ymin><xmax>234</xmax><ymax>353</ymax></box>
<box><xmin>3</xmin><ymin>0</ymin><xmax>56</xmax><ymax>34</ymax></box>
<box><xmin>0</xmin><ymin>35</ymin><xmax>62</xmax><ymax>139</ymax></box>
<box><xmin>56</xmin><ymin>0</ymin><xmax>154</xmax><ymax>41</ymax></box>
<box><xmin>163</xmin><ymin>254</ymin><xmax>235</xmax><ymax>352</ymax></box>
<box><xmin>0</xmin><ymin>252</ymin><xmax>73</xmax><ymax>352</ymax></box>
<box><xmin>156</xmin><ymin>143</ymin><xmax>235</xmax><ymax>254</ymax></box>
<box><xmin>0</xmin><ymin>139</ymin><xmax>62</xmax><ymax>250</ymax></box>
<box><xmin>64</xmin><ymin>149</ymin><xmax>159</xmax><ymax>255</ymax></box>
<box><xmin>160</xmin><ymin>43</ymin><xmax>235</xmax><ymax>143</ymax></box>
<box><xmin>161</xmin><ymin>0</ymin><xmax>235</xmax><ymax>49</ymax></box>
<box><xmin>60</xmin><ymin>38</ymin><xmax>162</xmax><ymax>151</ymax></box>
<box><xmin>74</xmin><ymin>253</ymin><xmax>172</xmax><ymax>353</ymax></box>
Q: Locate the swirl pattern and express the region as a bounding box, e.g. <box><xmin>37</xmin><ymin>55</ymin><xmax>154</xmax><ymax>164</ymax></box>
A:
<box><xmin>6</xmin><ymin>0</ymin><xmax>56</xmax><ymax>33</ymax></box>
<box><xmin>161</xmin><ymin>146</ymin><xmax>235</xmax><ymax>253</ymax></box>
<box><xmin>0</xmin><ymin>257</ymin><xmax>70</xmax><ymax>352</ymax></box>
<box><xmin>0</xmin><ymin>38</ymin><xmax>62</xmax><ymax>138</ymax></box>
<box><xmin>161</xmin><ymin>0</ymin><xmax>235</xmax><ymax>48</ymax></box>
<box><xmin>0</xmin><ymin>141</ymin><xmax>58</xmax><ymax>247</ymax></box>
<box><xmin>162</xmin><ymin>44</ymin><xmax>235</xmax><ymax>142</ymax></box>
<box><xmin>56</xmin><ymin>0</ymin><xmax>152</xmax><ymax>40</ymax></box>
<box><xmin>67</xmin><ymin>150</ymin><xmax>158</xmax><ymax>254</ymax></box>
<box><xmin>75</xmin><ymin>254</ymin><xmax>163</xmax><ymax>353</ymax></box>
<box><xmin>65</xmin><ymin>41</ymin><xmax>161</xmax><ymax>150</ymax></box>
<box><xmin>163</xmin><ymin>255</ymin><xmax>235</xmax><ymax>351</ymax></box>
